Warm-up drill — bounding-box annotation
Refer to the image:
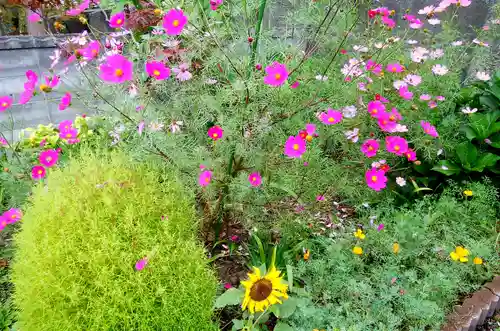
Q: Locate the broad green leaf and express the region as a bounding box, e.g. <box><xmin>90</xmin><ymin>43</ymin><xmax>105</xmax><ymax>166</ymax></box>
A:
<box><xmin>214</xmin><ymin>288</ymin><xmax>244</xmax><ymax>308</ymax></box>
<box><xmin>469</xmin><ymin>111</ymin><xmax>500</xmax><ymax>139</ymax></box>
<box><xmin>489</xmin><ymin>85</ymin><xmax>500</xmax><ymax>101</ymax></box>
<box><xmin>274</xmin><ymin>298</ymin><xmax>297</xmax><ymax>318</ymax></box>
<box><xmin>286</xmin><ymin>264</ymin><xmax>293</xmax><ymax>291</ymax></box>
<box><xmin>494</xmin><ymin>71</ymin><xmax>500</xmax><ymax>83</ymax></box>
<box><xmin>471</xmin><ymin>153</ymin><xmax>500</xmax><ymax>171</ymax></box>
<box><xmin>455</xmin><ymin>141</ymin><xmax>477</xmax><ymax>167</ymax></box>
<box><xmin>231</xmin><ymin>319</ymin><xmax>245</xmax><ymax>331</ymax></box>
<box><xmin>455</xmin><ymin>87</ymin><xmax>477</xmax><ymax>104</ymax></box>
<box><xmin>432</xmin><ymin>161</ymin><xmax>461</xmax><ymax>176</ymax></box>
<box><xmin>461</xmin><ymin>126</ymin><xmax>477</xmax><ymax>141</ymax></box>
<box><xmin>274</xmin><ymin>322</ymin><xmax>294</xmax><ymax>331</ymax></box>
<box><xmin>479</xmin><ymin>95</ymin><xmax>499</xmax><ymax>111</ymax></box>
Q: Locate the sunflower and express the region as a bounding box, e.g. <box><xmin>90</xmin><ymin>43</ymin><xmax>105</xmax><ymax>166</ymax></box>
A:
<box><xmin>241</xmin><ymin>266</ymin><xmax>288</xmax><ymax>313</ymax></box>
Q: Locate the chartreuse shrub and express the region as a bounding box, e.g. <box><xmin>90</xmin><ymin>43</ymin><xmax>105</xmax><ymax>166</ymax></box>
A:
<box><xmin>282</xmin><ymin>180</ymin><xmax>499</xmax><ymax>331</ymax></box>
<box><xmin>11</xmin><ymin>151</ymin><xmax>218</xmax><ymax>331</ymax></box>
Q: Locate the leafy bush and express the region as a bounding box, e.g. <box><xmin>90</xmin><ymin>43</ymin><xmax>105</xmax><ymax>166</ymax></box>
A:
<box><xmin>284</xmin><ymin>180</ymin><xmax>499</xmax><ymax>331</ymax></box>
<box><xmin>11</xmin><ymin>150</ymin><xmax>218</xmax><ymax>331</ymax></box>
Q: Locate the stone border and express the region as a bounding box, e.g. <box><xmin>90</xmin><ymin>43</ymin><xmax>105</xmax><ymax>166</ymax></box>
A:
<box><xmin>442</xmin><ymin>276</ymin><xmax>500</xmax><ymax>331</ymax></box>
<box><xmin>0</xmin><ymin>34</ymin><xmax>79</xmax><ymax>50</ymax></box>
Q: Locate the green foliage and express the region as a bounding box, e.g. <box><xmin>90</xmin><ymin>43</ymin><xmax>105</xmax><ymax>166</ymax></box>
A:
<box><xmin>11</xmin><ymin>150</ymin><xmax>218</xmax><ymax>331</ymax></box>
<box><xmin>284</xmin><ymin>180</ymin><xmax>499</xmax><ymax>331</ymax></box>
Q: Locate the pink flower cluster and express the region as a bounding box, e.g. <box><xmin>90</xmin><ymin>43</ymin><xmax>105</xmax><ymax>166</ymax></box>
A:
<box><xmin>59</xmin><ymin>120</ymin><xmax>80</xmax><ymax>144</ymax></box>
<box><xmin>31</xmin><ymin>149</ymin><xmax>60</xmax><ymax>180</ymax></box>
<box><xmin>19</xmin><ymin>70</ymin><xmax>38</xmax><ymax>104</ymax></box>
<box><xmin>284</xmin><ymin>123</ymin><xmax>318</xmax><ymax>158</ymax></box>
<box><xmin>210</xmin><ymin>0</ymin><xmax>223</xmax><ymax>10</ymax></box>
<box><xmin>368</xmin><ymin>7</ymin><xmax>396</xmax><ymax>28</ymax></box>
<box><xmin>0</xmin><ymin>208</ymin><xmax>22</xmax><ymax>232</ymax></box>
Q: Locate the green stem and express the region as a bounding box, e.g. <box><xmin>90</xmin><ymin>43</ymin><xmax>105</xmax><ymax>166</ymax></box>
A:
<box><xmin>249</xmin><ymin>0</ymin><xmax>268</xmax><ymax>74</ymax></box>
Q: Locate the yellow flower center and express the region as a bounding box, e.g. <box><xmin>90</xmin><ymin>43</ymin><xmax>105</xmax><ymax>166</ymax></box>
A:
<box><xmin>293</xmin><ymin>144</ymin><xmax>299</xmax><ymax>150</ymax></box>
<box><xmin>39</xmin><ymin>84</ymin><xmax>49</xmax><ymax>92</ymax></box>
<box><xmin>116</xmin><ymin>19</ymin><xmax>123</xmax><ymax>25</ymax></box>
<box><xmin>251</xmin><ymin>177</ymin><xmax>256</xmax><ymax>182</ymax></box>
<box><xmin>66</xmin><ymin>133</ymin><xmax>72</xmax><ymax>138</ymax></box>
<box><xmin>1</xmin><ymin>102</ymin><xmax>7</xmax><ymax>107</ymax></box>
<box><xmin>249</xmin><ymin>279</ymin><xmax>272</xmax><ymax>301</ymax></box>
<box><xmin>368</xmin><ymin>146</ymin><xmax>373</xmax><ymax>151</ymax></box>
<box><xmin>463</xmin><ymin>190</ymin><xmax>473</xmax><ymax>196</ymax></box>
<box><xmin>205</xmin><ymin>177</ymin><xmax>210</xmax><ymax>182</ymax></box>
<box><xmin>172</xmin><ymin>19</ymin><xmax>180</xmax><ymax>27</ymax></box>
<box><xmin>392</xmin><ymin>67</ymin><xmax>397</xmax><ymax>72</ymax></box>
<box><xmin>38</xmin><ymin>169</ymin><xmax>43</xmax><ymax>175</ymax></box>
<box><xmin>154</xmin><ymin>8</ymin><xmax>162</xmax><ymax>16</ymax></box>
<box><xmin>394</xmin><ymin>145</ymin><xmax>400</xmax><ymax>151</ymax></box>
<box><xmin>372</xmin><ymin>109</ymin><xmax>378</xmax><ymax>114</ymax></box>
<box><xmin>274</xmin><ymin>73</ymin><xmax>281</xmax><ymax>80</ymax></box>
<box><xmin>153</xmin><ymin>70</ymin><xmax>161</xmax><ymax>76</ymax></box>
<box><xmin>371</xmin><ymin>175</ymin><xmax>377</xmax><ymax>182</ymax></box>
<box><xmin>46</xmin><ymin>156</ymin><xmax>52</xmax><ymax>162</ymax></box>
<box><xmin>212</xmin><ymin>133</ymin><xmax>218</xmax><ymax>138</ymax></box>
<box><xmin>92</xmin><ymin>49</ymin><xmax>97</xmax><ymax>55</ymax></box>
<box><xmin>389</xmin><ymin>115</ymin><xmax>395</xmax><ymax>121</ymax></box>
<box><xmin>115</xmin><ymin>69</ymin><xmax>123</xmax><ymax>77</ymax></box>
<box><xmin>328</xmin><ymin>117</ymin><xmax>334</xmax><ymax>122</ymax></box>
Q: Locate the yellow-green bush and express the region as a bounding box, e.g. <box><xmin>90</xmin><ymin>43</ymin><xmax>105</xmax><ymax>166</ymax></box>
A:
<box><xmin>11</xmin><ymin>151</ymin><xmax>218</xmax><ymax>331</ymax></box>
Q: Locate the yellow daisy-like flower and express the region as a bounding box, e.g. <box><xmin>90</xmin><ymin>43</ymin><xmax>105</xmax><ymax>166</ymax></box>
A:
<box><xmin>450</xmin><ymin>246</ymin><xmax>469</xmax><ymax>263</ymax></box>
<box><xmin>463</xmin><ymin>190</ymin><xmax>473</xmax><ymax>196</ymax></box>
<box><xmin>241</xmin><ymin>266</ymin><xmax>288</xmax><ymax>314</ymax></box>
<box><xmin>352</xmin><ymin>246</ymin><xmax>363</xmax><ymax>255</ymax></box>
<box><xmin>392</xmin><ymin>242</ymin><xmax>400</xmax><ymax>254</ymax></box>
<box><xmin>354</xmin><ymin>229</ymin><xmax>366</xmax><ymax>240</ymax></box>
<box><xmin>473</xmin><ymin>257</ymin><xmax>483</xmax><ymax>265</ymax></box>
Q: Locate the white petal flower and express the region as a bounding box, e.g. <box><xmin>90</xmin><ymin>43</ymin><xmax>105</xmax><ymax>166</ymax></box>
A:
<box><xmin>342</xmin><ymin>105</ymin><xmax>357</xmax><ymax>118</ymax></box>
<box><xmin>393</xmin><ymin>80</ymin><xmax>408</xmax><ymax>89</ymax></box>
<box><xmin>473</xmin><ymin>39</ymin><xmax>489</xmax><ymax>47</ymax></box>
<box><xmin>406</xmin><ymin>39</ymin><xmax>418</xmax><ymax>45</ymax></box>
<box><xmin>432</xmin><ymin>64</ymin><xmax>448</xmax><ymax>75</ymax></box>
<box><xmin>396</xmin><ymin>177</ymin><xmax>406</xmax><ymax>187</ymax></box>
<box><xmin>476</xmin><ymin>71</ymin><xmax>490</xmax><ymax>81</ymax></box>
<box><xmin>428</xmin><ymin>18</ymin><xmax>441</xmax><ymax>25</ymax></box>
<box><xmin>418</xmin><ymin>5</ymin><xmax>435</xmax><ymax>14</ymax></box>
<box><xmin>315</xmin><ymin>74</ymin><xmax>328</xmax><ymax>81</ymax></box>
<box><xmin>344</xmin><ymin>128</ymin><xmax>359</xmax><ymax>143</ymax></box>
<box><xmin>353</xmin><ymin>45</ymin><xmax>368</xmax><ymax>52</ymax></box>
<box><xmin>451</xmin><ymin>40</ymin><xmax>463</xmax><ymax>46</ymax></box>
<box><xmin>430</xmin><ymin>49</ymin><xmax>444</xmax><ymax>59</ymax></box>
<box><xmin>461</xmin><ymin>106</ymin><xmax>478</xmax><ymax>114</ymax></box>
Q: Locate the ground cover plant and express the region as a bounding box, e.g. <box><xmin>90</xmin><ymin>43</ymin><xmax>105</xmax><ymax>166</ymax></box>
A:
<box><xmin>0</xmin><ymin>0</ymin><xmax>499</xmax><ymax>329</ymax></box>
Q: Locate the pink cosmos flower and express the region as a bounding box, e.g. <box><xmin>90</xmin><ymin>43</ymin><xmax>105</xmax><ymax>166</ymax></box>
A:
<box><xmin>210</xmin><ymin>0</ymin><xmax>223</xmax><ymax>10</ymax></box>
<box><xmin>290</xmin><ymin>81</ymin><xmax>300</xmax><ymax>89</ymax></box>
<box><xmin>386</xmin><ymin>63</ymin><xmax>404</xmax><ymax>73</ymax></box>
<box><xmin>404</xmin><ymin>149</ymin><xmax>417</xmax><ymax>161</ymax></box>
<box><xmin>361</xmin><ymin>139</ymin><xmax>379</xmax><ymax>157</ymax></box>
<box><xmin>319</xmin><ymin>108</ymin><xmax>342</xmax><ymax>125</ymax></box>
<box><xmin>284</xmin><ymin>135</ymin><xmax>306</xmax><ymax>158</ymax></box>
<box><xmin>365</xmin><ymin>168</ymin><xmax>388</xmax><ymax>191</ymax></box>
<box><xmin>82</xmin><ymin>40</ymin><xmax>100</xmax><ymax>60</ymax></box>
<box><xmin>19</xmin><ymin>88</ymin><xmax>34</xmax><ymax>104</ymax></box>
<box><xmin>377</xmin><ymin>223</ymin><xmax>385</xmax><ymax>231</ymax></box>
<box><xmin>248</xmin><ymin>172</ymin><xmax>262</xmax><ymax>187</ymax></box>
<box><xmin>264</xmin><ymin>62</ymin><xmax>289</xmax><ymax>87</ymax></box>
<box><xmin>162</xmin><ymin>9</ymin><xmax>188</xmax><ymax>35</ymax></box>
<box><xmin>0</xmin><ymin>96</ymin><xmax>13</xmax><ymax>111</ymax></box>
<box><xmin>26</xmin><ymin>70</ymin><xmax>38</xmax><ymax>83</ymax></box>
<box><xmin>224</xmin><ymin>283</ymin><xmax>232</xmax><ymax>289</ymax></box>
<box><xmin>58</xmin><ymin>120</ymin><xmax>73</xmax><ymax>132</ymax></box>
<box><xmin>99</xmin><ymin>54</ymin><xmax>133</xmax><ymax>84</ymax></box>
<box><xmin>367</xmin><ymin>100</ymin><xmax>386</xmax><ymax>118</ymax></box>
<box><xmin>409</xmin><ymin>18</ymin><xmax>424</xmax><ymax>29</ymax></box>
<box><xmin>28</xmin><ymin>13</ymin><xmax>41</xmax><ymax>22</ymax></box>
<box><xmin>39</xmin><ymin>149</ymin><xmax>59</xmax><ymax>167</ymax></box>
<box><xmin>386</xmin><ymin>136</ymin><xmax>409</xmax><ymax>155</ymax></box>
<box><xmin>404</xmin><ymin>74</ymin><xmax>422</xmax><ymax>86</ymax></box>
<box><xmin>420</xmin><ymin>121</ymin><xmax>439</xmax><ymax>137</ymax></box>
<box><xmin>138</xmin><ymin>121</ymin><xmax>145</xmax><ymax>136</ymax></box>
<box><xmin>428</xmin><ymin>101</ymin><xmax>437</xmax><ymax>108</ymax></box>
<box><xmin>399</xmin><ymin>85</ymin><xmax>413</xmax><ymax>100</ymax></box>
<box><xmin>366</xmin><ymin>59</ymin><xmax>383</xmax><ymax>75</ymax></box>
<box><xmin>208</xmin><ymin>126</ymin><xmax>223</xmax><ymax>140</ymax></box>
<box><xmin>109</xmin><ymin>12</ymin><xmax>125</xmax><ymax>28</ymax></box>
<box><xmin>377</xmin><ymin>112</ymin><xmax>398</xmax><ymax>132</ymax></box>
<box><xmin>305</xmin><ymin>123</ymin><xmax>316</xmax><ymax>136</ymax></box>
<box><xmin>31</xmin><ymin>165</ymin><xmax>46</xmax><ymax>180</ymax></box>
<box><xmin>60</xmin><ymin>127</ymin><xmax>78</xmax><ymax>140</ymax></box>
<box><xmin>381</xmin><ymin>16</ymin><xmax>396</xmax><ymax>28</ymax></box>
<box><xmin>145</xmin><ymin>61</ymin><xmax>170</xmax><ymax>80</ymax></box>
<box><xmin>3</xmin><ymin>208</ymin><xmax>22</xmax><ymax>224</ymax></box>
<box><xmin>135</xmin><ymin>258</ymin><xmax>148</xmax><ymax>271</ymax></box>
<box><xmin>436</xmin><ymin>95</ymin><xmax>445</xmax><ymax>101</ymax></box>
<box><xmin>316</xmin><ymin>195</ymin><xmax>325</xmax><ymax>201</ymax></box>
<box><xmin>199</xmin><ymin>170</ymin><xmax>212</xmax><ymax>186</ymax></box>
<box><xmin>420</xmin><ymin>94</ymin><xmax>432</xmax><ymax>101</ymax></box>
<box><xmin>0</xmin><ymin>216</ymin><xmax>6</xmax><ymax>232</ymax></box>
<box><xmin>66</xmin><ymin>0</ymin><xmax>89</xmax><ymax>16</ymax></box>
<box><xmin>172</xmin><ymin>63</ymin><xmax>192</xmax><ymax>81</ymax></box>
<box><xmin>58</xmin><ymin>92</ymin><xmax>72</xmax><ymax>111</ymax></box>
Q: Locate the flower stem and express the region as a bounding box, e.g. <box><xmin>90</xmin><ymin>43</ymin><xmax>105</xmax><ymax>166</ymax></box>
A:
<box><xmin>249</xmin><ymin>0</ymin><xmax>268</xmax><ymax>74</ymax></box>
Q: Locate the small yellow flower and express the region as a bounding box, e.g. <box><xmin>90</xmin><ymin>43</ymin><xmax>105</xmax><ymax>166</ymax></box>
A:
<box><xmin>154</xmin><ymin>8</ymin><xmax>163</xmax><ymax>16</ymax></box>
<box><xmin>392</xmin><ymin>242</ymin><xmax>400</xmax><ymax>254</ymax></box>
<box><xmin>463</xmin><ymin>190</ymin><xmax>473</xmax><ymax>196</ymax></box>
<box><xmin>450</xmin><ymin>246</ymin><xmax>469</xmax><ymax>263</ymax></box>
<box><xmin>473</xmin><ymin>257</ymin><xmax>483</xmax><ymax>265</ymax></box>
<box><xmin>303</xmin><ymin>249</ymin><xmax>310</xmax><ymax>261</ymax></box>
<box><xmin>354</xmin><ymin>229</ymin><xmax>366</xmax><ymax>240</ymax></box>
<box><xmin>352</xmin><ymin>246</ymin><xmax>363</xmax><ymax>255</ymax></box>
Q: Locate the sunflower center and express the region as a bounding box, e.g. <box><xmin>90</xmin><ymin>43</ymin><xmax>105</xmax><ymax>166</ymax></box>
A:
<box><xmin>172</xmin><ymin>19</ymin><xmax>180</xmax><ymax>27</ymax></box>
<box><xmin>115</xmin><ymin>69</ymin><xmax>124</xmax><ymax>77</ymax></box>
<box><xmin>249</xmin><ymin>279</ymin><xmax>272</xmax><ymax>301</ymax></box>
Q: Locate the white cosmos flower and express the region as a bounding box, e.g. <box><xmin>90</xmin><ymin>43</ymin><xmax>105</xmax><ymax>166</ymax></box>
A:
<box><xmin>430</xmin><ymin>49</ymin><xmax>444</xmax><ymax>59</ymax></box>
<box><xmin>451</xmin><ymin>40</ymin><xmax>463</xmax><ymax>46</ymax></box>
<box><xmin>315</xmin><ymin>74</ymin><xmax>328</xmax><ymax>81</ymax></box>
<box><xmin>428</xmin><ymin>18</ymin><xmax>441</xmax><ymax>25</ymax></box>
<box><xmin>476</xmin><ymin>71</ymin><xmax>490</xmax><ymax>81</ymax></box>
<box><xmin>344</xmin><ymin>128</ymin><xmax>359</xmax><ymax>143</ymax></box>
<box><xmin>418</xmin><ymin>5</ymin><xmax>435</xmax><ymax>14</ymax></box>
<box><xmin>206</xmin><ymin>78</ymin><xmax>218</xmax><ymax>85</ymax></box>
<box><xmin>353</xmin><ymin>45</ymin><xmax>368</xmax><ymax>52</ymax></box>
<box><xmin>432</xmin><ymin>64</ymin><xmax>448</xmax><ymax>75</ymax></box>
<box><xmin>473</xmin><ymin>38</ymin><xmax>489</xmax><ymax>47</ymax></box>
<box><xmin>404</xmin><ymin>74</ymin><xmax>422</xmax><ymax>86</ymax></box>
<box><xmin>461</xmin><ymin>106</ymin><xmax>478</xmax><ymax>114</ymax></box>
<box><xmin>396</xmin><ymin>177</ymin><xmax>406</xmax><ymax>187</ymax></box>
<box><xmin>411</xmin><ymin>47</ymin><xmax>429</xmax><ymax>63</ymax></box>
<box><xmin>407</xmin><ymin>39</ymin><xmax>418</xmax><ymax>44</ymax></box>
<box><xmin>393</xmin><ymin>80</ymin><xmax>408</xmax><ymax>89</ymax></box>
<box><xmin>342</xmin><ymin>105</ymin><xmax>357</xmax><ymax>118</ymax></box>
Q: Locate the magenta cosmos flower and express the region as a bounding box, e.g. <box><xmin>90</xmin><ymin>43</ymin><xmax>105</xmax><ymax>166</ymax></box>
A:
<box><xmin>99</xmin><ymin>54</ymin><xmax>133</xmax><ymax>84</ymax></box>
<box><xmin>420</xmin><ymin>121</ymin><xmax>439</xmax><ymax>137</ymax></box>
<box><xmin>82</xmin><ymin>40</ymin><xmax>100</xmax><ymax>60</ymax></box>
<box><xmin>381</xmin><ymin>16</ymin><xmax>396</xmax><ymax>28</ymax></box>
<box><xmin>361</xmin><ymin>139</ymin><xmax>379</xmax><ymax>158</ymax></box>
<box><xmin>59</xmin><ymin>92</ymin><xmax>72</xmax><ymax>111</ymax></box>
<box><xmin>366</xmin><ymin>59</ymin><xmax>383</xmax><ymax>75</ymax></box>
<box><xmin>399</xmin><ymin>86</ymin><xmax>413</xmax><ymax>100</ymax></box>
<box><xmin>109</xmin><ymin>12</ymin><xmax>125</xmax><ymax>28</ymax></box>
<box><xmin>198</xmin><ymin>170</ymin><xmax>212</xmax><ymax>187</ymax></box>
<box><xmin>39</xmin><ymin>149</ymin><xmax>59</xmax><ymax>167</ymax></box>
<box><xmin>135</xmin><ymin>257</ymin><xmax>148</xmax><ymax>271</ymax></box>
<box><xmin>248</xmin><ymin>172</ymin><xmax>262</xmax><ymax>187</ymax></box>
<box><xmin>28</xmin><ymin>13</ymin><xmax>41</xmax><ymax>22</ymax></box>
<box><xmin>404</xmin><ymin>148</ymin><xmax>417</xmax><ymax>161</ymax></box>
<box><xmin>3</xmin><ymin>208</ymin><xmax>22</xmax><ymax>224</ymax></box>
<box><xmin>162</xmin><ymin>9</ymin><xmax>188</xmax><ymax>35</ymax></box>
<box><xmin>386</xmin><ymin>63</ymin><xmax>404</xmax><ymax>73</ymax></box>
<box><xmin>367</xmin><ymin>100</ymin><xmax>386</xmax><ymax>118</ymax></box>
<box><xmin>0</xmin><ymin>96</ymin><xmax>12</xmax><ymax>111</ymax></box>
<box><xmin>386</xmin><ymin>136</ymin><xmax>409</xmax><ymax>155</ymax></box>
<box><xmin>66</xmin><ymin>0</ymin><xmax>89</xmax><ymax>16</ymax></box>
<box><xmin>365</xmin><ymin>168</ymin><xmax>388</xmax><ymax>191</ymax></box>
<box><xmin>58</xmin><ymin>120</ymin><xmax>73</xmax><ymax>132</ymax></box>
<box><xmin>284</xmin><ymin>135</ymin><xmax>306</xmax><ymax>158</ymax></box>
<box><xmin>60</xmin><ymin>128</ymin><xmax>78</xmax><ymax>140</ymax></box>
<box><xmin>210</xmin><ymin>0</ymin><xmax>223</xmax><ymax>10</ymax></box>
<box><xmin>0</xmin><ymin>216</ymin><xmax>6</xmax><ymax>232</ymax></box>
<box><xmin>377</xmin><ymin>112</ymin><xmax>398</xmax><ymax>132</ymax></box>
<box><xmin>31</xmin><ymin>165</ymin><xmax>46</xmax><ymax>180</ymax></box>
<box><xmin>145</xmin><ymin>61</ymin><xmax>171</xmax><ymax>80</ymax></box>
<box><xmin>208</xmin><ymin>126</ymin><xmax>223</xmax><ymax>140</ymax></box>
<box><xmin>319</xmin><ymin>108</ymin><xmax>343</xmax><ymax>125</ymax></box>
<box><xmin>263</xmin><ymin>62</ymin><xmax>289</xmax><ymax>87</ymax></box>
